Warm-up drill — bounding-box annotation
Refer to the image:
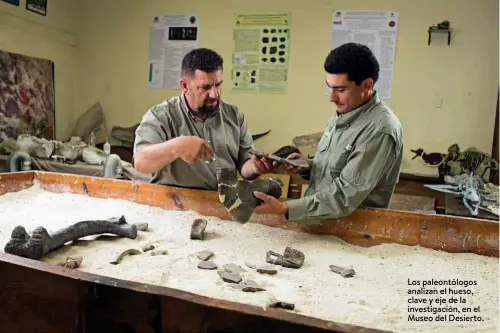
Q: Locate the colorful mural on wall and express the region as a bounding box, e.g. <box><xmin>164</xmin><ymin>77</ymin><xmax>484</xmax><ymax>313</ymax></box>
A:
<box><xmin>0</xmin><ymin>50</ymin><xmax>55</xmax><ymax>142</ymax></box>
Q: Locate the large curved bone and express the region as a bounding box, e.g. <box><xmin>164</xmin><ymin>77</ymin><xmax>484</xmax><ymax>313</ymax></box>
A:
<box><xmin>216</xmin><ymin>168</ymin><xmax>283</xmax><ymax>223</ymax></box>
<box><xmin>4</xmin><ymin>216</ymin><xmax>137</xmax><ymax>260</ymax></box>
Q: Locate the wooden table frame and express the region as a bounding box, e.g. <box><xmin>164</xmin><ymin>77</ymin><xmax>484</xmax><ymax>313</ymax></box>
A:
<box><xmin>0</xmin><ymin>171</ymin><xmax>497</xmax><ymax>333</ymax></box>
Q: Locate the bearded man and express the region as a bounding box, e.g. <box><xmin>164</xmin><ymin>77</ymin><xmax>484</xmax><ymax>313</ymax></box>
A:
<box><xmin>133</xmin><ymin>48</ymin><xmax>273</xmax><ymax>190</ymax></box>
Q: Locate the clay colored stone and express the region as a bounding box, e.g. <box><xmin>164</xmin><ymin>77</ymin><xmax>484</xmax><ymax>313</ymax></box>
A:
<box><xmin>329</xmin><ymin>265</ymin><xmax>356</xmax><ymax>278</ymax></box>
<box><xmin>256</xmin><ymin>264</ymin><xmax>277</xmax><ymax>275</ymax></box>
<box><xmin>198</xmin><ymin>261</ymin><xmax>217</xmax><ymax>270</ymax></box>
<box><xmin>232</xmin><ymin>279</ymin><xmax>265</xmax><ymax>292</ymax></box>
<box><xmin>217</xmin><ymin>270</ymin><xmax>242</xmax><ymax>284</ymax></box>
<box><xmin>223</xmin><ymin>263</ymin><xmax>246</xmax><ymax>274</ymax></box>
<box><xmin>190</xmin><ymin>219</ymin><xmax>207</xmax><ymax>240</ymax></box>
<box><xmin>197</xmin><ymin>250</ymin><xmax>214</xmax><ymax>261</ymax></box>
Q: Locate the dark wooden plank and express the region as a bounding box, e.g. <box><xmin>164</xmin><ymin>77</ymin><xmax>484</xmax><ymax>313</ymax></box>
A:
<box><xmin>85</xmin><ymin>285</ymin><xmax>160</xmax><ymax>333</ymax></box>
<box><xmin>490</xmin><ymin>89</ymin><xmax>499</xmax><ymax>185</ymax></box>
<box><xmin>0</xmin><ymin>171</ymin><xmax>498</xmax><ymax>333</ymax></box>
<box><xmin>161</xmin><ymin>296</ymin><xmax>387</xmax><ymax>333</ymax></box>
<box><xmin>389</xmin><ymin>193</ymin><xmax>435</xmax><ymax>212</ymax></box>
<box><xmin>0</xmin><ymin>259</ymin><xmax>87</xmax><ymax>333</ymax></box>
<box><xmin>393</xmin><ymin>176</ymin><xmax>445</xmax><ymax>213</ymax></box>
<box><xmin>0</xmin><ymin>253</ymin><xmax>381</xmax><ymax>333</ymax></box>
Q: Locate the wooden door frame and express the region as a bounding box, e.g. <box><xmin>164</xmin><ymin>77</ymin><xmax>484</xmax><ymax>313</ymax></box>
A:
<box><xmin>491</xmin><ymin>88</ymin><xmax>499</xmax><ymax>184</ymax></box>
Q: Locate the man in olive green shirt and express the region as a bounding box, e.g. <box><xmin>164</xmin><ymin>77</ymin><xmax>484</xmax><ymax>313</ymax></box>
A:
<box><xmin>134</xmin><ymin>48</ymin><xmax>273</xmax><ymax>190</ymax></box>
<box><xmin>254</xmin><ymin>42</ymin><xmax>403</xmax><ymax>223</ymax></box>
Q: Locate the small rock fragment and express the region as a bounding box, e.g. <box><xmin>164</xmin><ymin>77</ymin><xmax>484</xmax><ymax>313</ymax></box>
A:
<box><xmin>150</xmin><ymin>249</ymin><xmax>168</xmax><ymax>256</ymax></box>
<box><xmin>245</xmin><ymin>261</ymin><xmax>257</xmax><ymax>269</ymax></box>
<box><xmin>329</xmin><ymin>265</ymin><xmax>355</xmax><ymax>278</ymax></box>
<box><xmin>57</xmin><ymin>256</ymin><xmax>83</xmax><ymax>269</ymax></box>
<box><xmin>223</xmin><ymin>263</ymin><xmax>246</xmax><ymax>274</ymax></box>
<box><xmin>198</xmin><ymin>261</ymin><xmax>217</xmax><ymax>270</ymax></box>
<box><xmin>282</xmin><ymin>247</ymin><xmax>305</xmax><ymax>268</ymax></box>
<box><xmin>110</xmin><ymin>249</ymin><xmax>141</xmax><ymax>265</ymax></box>
<box><xmin>266</xmin><ymin>250</ymin><xmax>284</xmax><ymax>265</ymax></box>
<box><xmin>266</xmin><ymin>247</ymin><xmax>305</xmax><ymax>269</ymax></box>
<box><xmin>134</xmin><ymin>223</ymin><xmax>149</xmax><ymax>231</ymax></box>
<box><xmin>232</xmin><ymin>279</ymin><xmax>265</xmax><ymax>292</ymax></box>
<box><xmin>190</xmin><ymin>219</ymin><xmax>207</xmax><ymax>240</ymax></box>
<box><xmin>256</xmin><ymin>264</ymin><xmax>277</xmax><ymax>275</ymax></box>
<box><xmin>197</xmin><ymin>250</ymin><xmax>214</xmax><ymax>261</ymax></box>
<box><xmin>218</xmin><ymin>270</ymin><xmax>242</xmax><ymax>284</ymax></box>
<box><xmin>142</xmin><ymin>244</ymin><xmax>155</xmax><ymax>252</ymax></box>
<box><xmin>268</xmin><ymin>300</ymin><xmax>295</xmax><ymax>310</ymax></box>
<box><xmin>241</xmin><ymin>279</ymin><xmax>265</xmax><ymax>292</ymax></box>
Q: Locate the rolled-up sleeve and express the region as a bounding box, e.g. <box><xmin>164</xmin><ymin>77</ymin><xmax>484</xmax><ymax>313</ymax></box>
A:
<box><xmin>134</xmin><ymin>110</ymin><xmax>168</xmax><ymax>154</ymax></box>
<box><xmin>286</xmin><ymin>131</ymin><xmax>397</xmax><ymax>223</ymax></box>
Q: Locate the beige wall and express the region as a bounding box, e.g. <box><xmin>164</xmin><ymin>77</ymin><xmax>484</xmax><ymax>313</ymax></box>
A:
<box><xmin>74</xmin><ymin>0</ymin><xmax>499</xmax><ymax>176</ymax></box>
<box><xmin>0</xmin><ymin>0</ymin><xmax>78</xmax><ymax>140</ymax></box>
<box><xmin>3</xmin><ymin>0</ymin><xmax>497</xmax><ymax>176</ymax></box>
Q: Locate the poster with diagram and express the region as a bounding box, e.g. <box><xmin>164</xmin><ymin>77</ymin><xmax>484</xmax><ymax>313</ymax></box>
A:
<box><xmin>232</xmin><ymin>13</ymin><xmax>291</xmax><ymax>94</ymax></box>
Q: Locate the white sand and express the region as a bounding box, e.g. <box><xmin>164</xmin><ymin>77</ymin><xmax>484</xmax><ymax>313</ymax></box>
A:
<box><xmin>0</xmin><ymin>183</ymin><xmax>498</xmax><ymax>333</ymax></box>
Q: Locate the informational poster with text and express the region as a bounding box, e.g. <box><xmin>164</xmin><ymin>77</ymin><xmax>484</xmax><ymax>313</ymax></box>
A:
<box><xmin>328</xmin><ymin>11</ymin><xmax>399</xmax><ymax>99</ymax></box>
<box><xmin>147</xmin><ymin>14</ymin><xmax>200</xmax><ymax>89</ymax></box>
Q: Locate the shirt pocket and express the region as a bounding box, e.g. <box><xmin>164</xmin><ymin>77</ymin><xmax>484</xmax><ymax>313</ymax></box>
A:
<box><xmin>326</xmin><ymin>146</ymin><xmax>351</xmax><ymax>180</ymax></box>
<box><xmin>317</xmin><ymin>132</ymin><xmax>331</xmax><ymax>153</ymax></box>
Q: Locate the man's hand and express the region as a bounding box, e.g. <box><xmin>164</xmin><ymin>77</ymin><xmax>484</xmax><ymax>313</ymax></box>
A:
<box><xmin>177</xmin><ymin>136</ymin><xmax>213</xmax><ymax>164</ymax></box>
<box><xmin>275</xmin><ymin>152</ymin><xmax>309</xmax><ymax>174</ymax></box>
<box><xmin>253</xmin><ymin>191</ymin><xmax>288</xmax><ymax>215</ymax></box>
<box><xmin>241</xmin><ymin>156</ymin><xmax>275</xmax><ymax>179</ymax></box>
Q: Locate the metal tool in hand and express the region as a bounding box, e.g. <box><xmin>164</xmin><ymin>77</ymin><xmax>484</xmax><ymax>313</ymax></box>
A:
<box><xmin>203</xmin><ymin>142</ymin><xmax>217</xmax><ymax>164</ymax></box>
<box><xmin>204</xmin><ymin>154</ymin><xmax>217</xmax><ymax>164</ymax></box>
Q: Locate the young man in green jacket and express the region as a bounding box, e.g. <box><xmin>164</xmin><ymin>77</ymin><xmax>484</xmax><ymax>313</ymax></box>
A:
<box><xmin>254</xmin><ymin>42</ymin><xmax>403</xmax><ymax>223</ymax></box>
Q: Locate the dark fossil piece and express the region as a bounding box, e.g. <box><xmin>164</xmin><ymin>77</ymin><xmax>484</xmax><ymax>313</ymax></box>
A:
<box><xmin>4</xmin><ymin>216</ymin><xmax>137</xmax><ymax>260</ymax></box>
<box><xmin>216</xmin><ymin>168</ymin><xmax>283</xmax><ymax>223</ymax></box>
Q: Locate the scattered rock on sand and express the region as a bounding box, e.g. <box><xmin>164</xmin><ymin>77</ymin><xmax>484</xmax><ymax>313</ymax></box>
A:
<box><xmin>190</xmin><ymin>219</ymin><xmax>207</xmax><ymax>240</ymax></box>
<box><xmin>232</xmin><ymin>279</ymin><xmax>266</xmax><ymax>292</ymax></box>
<box><xmin>198</xmin><ymin>261</ymin><xmax>217</xmax><ymax>270</ymax></box>
<box><xmin>197</xmin><ymin>250</ymin><xmax>214</xmax><ymax>261</ymax></box>
<box><xmin>218</xmin><ymin>270</ymin><xmax>242</xmax><ymax>283</ymax></box>
<box><xmin>223</xmin><ymin>263</ymin><xmax>246</xmax><ymax>274</ymax></box>
<box><xmin>257</xmin><ymin>264</ymin><xmax>277</xmax><ymax>275</ymax></box>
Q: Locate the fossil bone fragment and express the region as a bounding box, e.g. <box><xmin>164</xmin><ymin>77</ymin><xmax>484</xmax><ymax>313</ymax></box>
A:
<box><xmin>4</xmin><ymin>216</ymin><xmax>137</xmax><ymax>260</ymax></box>
<box><xmin>216</xmin><ymin>168</ymin><xmax>282</xmax><ymax>223</ymax></box>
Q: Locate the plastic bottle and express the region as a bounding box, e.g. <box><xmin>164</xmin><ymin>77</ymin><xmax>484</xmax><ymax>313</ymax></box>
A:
<box><xmin>103</xmin><ymin>141</ymin><xmax>111</xmax><ymax>154</ymax></box>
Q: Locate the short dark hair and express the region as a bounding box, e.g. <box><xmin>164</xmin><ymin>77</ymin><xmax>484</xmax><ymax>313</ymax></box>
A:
<box><xmin>181</xmin><ymin>48</ymin><xmax>223</xmax><ymax>77</ymax></box>
<box><xmin>324</xmin><ymin>42</ymin><xmax>380</xmax><ymax>85</ymax></box>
